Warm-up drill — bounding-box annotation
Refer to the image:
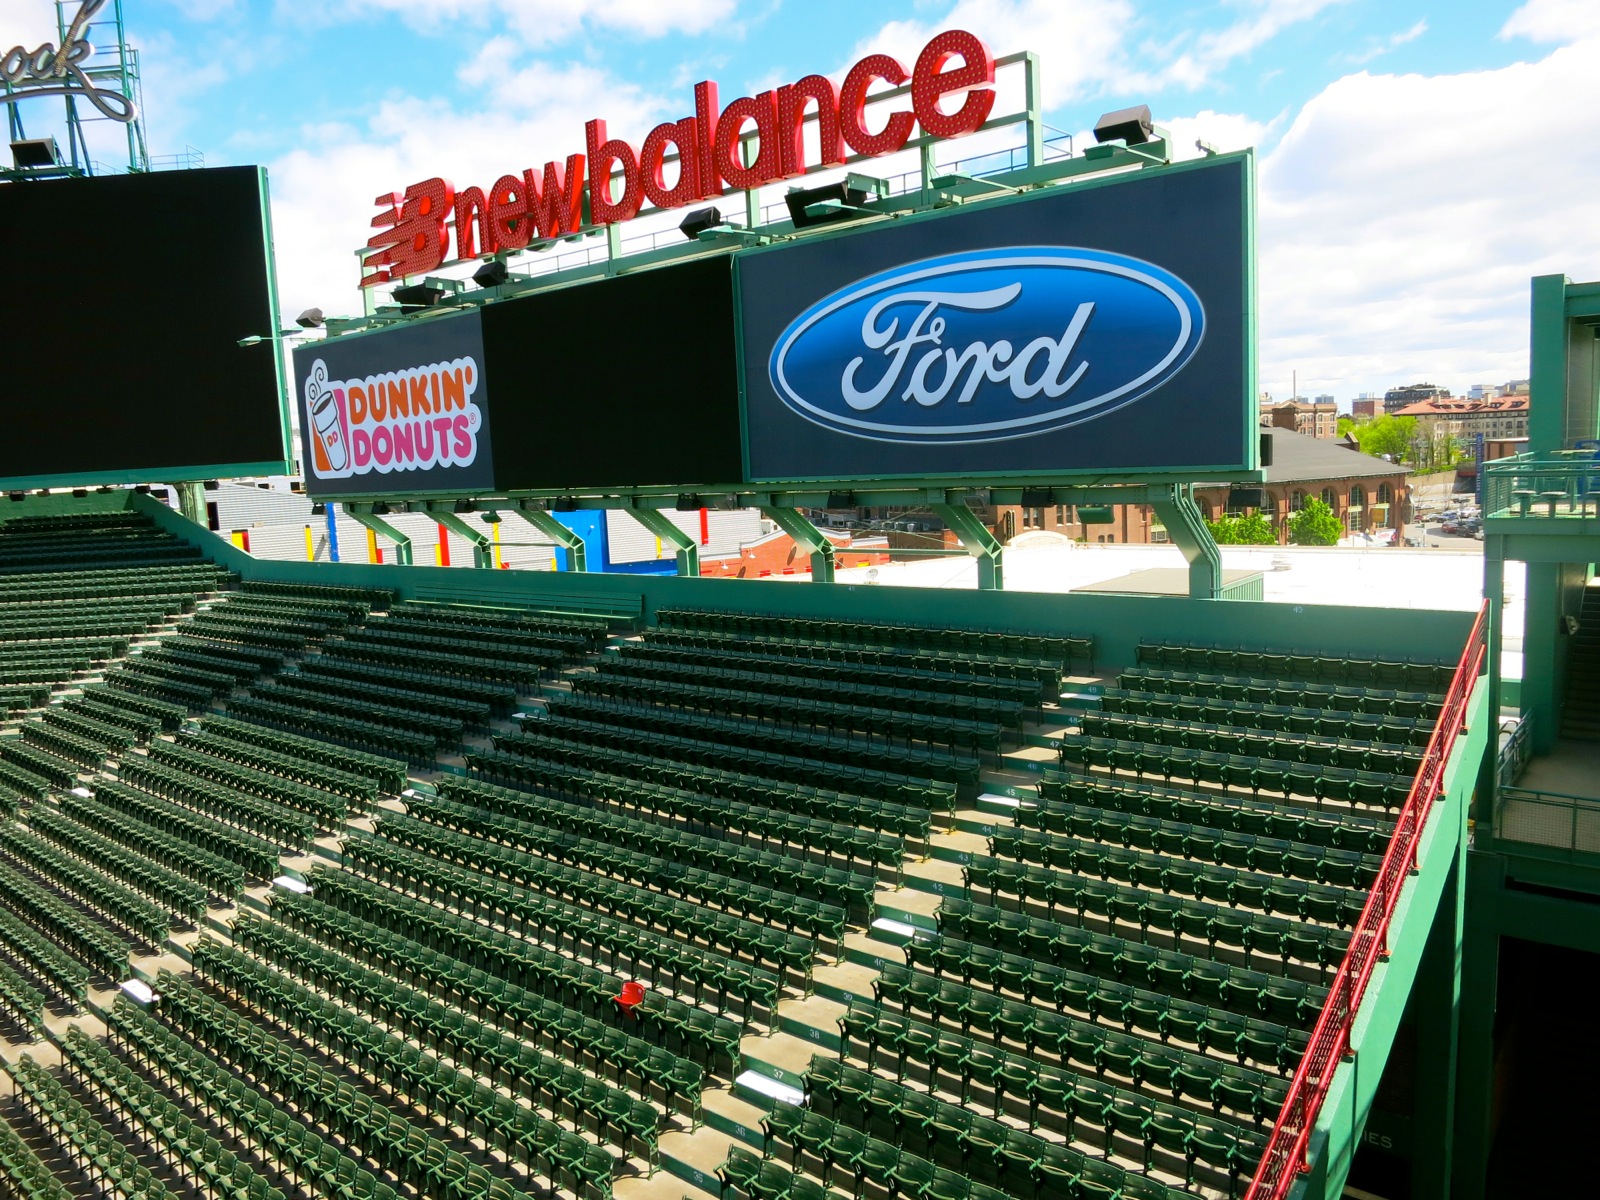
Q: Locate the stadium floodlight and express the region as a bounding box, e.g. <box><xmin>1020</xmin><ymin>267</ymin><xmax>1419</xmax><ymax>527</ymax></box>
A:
<box><xmin>7</xmin><ymin>492</ymin><xmax>23</xmax><ymax>502</ymax></box>
<box><xmin>785</xmin><ymin>181</ymin><xmax>880</xmax><ymax>229</ymax></box>
<box><xmin>1093</xmin><ymin>105</ymin><xmax>1153</xmax><ymax>145</ymax></box>
<box><xmin>370</xmin><ymin>501</ymin><xmax>392</xmax><ymax>515</ymax></box>
<box><xmin>295</xmin><ymin>308</ymin><xmax>325</xmax><ymax>329</ymax></box>
<box><xmin>1020</xmin><ymin>487</ymin><xmax>1054</xmax><ymax>507</ymax></box>
<box><xmin>553</xmin><ymin>496</ymin><xmax>578</xmax><ymax>512</ymax></box>
<box><xmin>679</xmin><ymin>206</ymin><xmax>726</xmax><ymax>240</ymax></box>
<box><xmin>675</xmin><ymin>493</ymin><xmax>703</xmax><ymax>511</ymax></box>
<box><xmin>453</xmin><ymin>499</ymin><xmax>477</xmax><ymax>513</ymax></box>
<box><xmin>482</xmin><ymin>510</ymin><xmax>502</xmax><ymax>524</ymax></box>
<box><xmin>826</xmin><ymin>490</ymin><xmax>855</xmax><ymax>509</ymax></box>
<box><xmin>392</xmin><ymin>283</ymin><xmax>445</xmax><ymax>309</ymax></box>
<box><xmin>311</xmin><ymin>502</ymin><xmax>327</xmax><ymax>515</ymax></box>
<box><xmin>9</xmin><ymin>137</ymin><xmax>59</xmax><ymax>169</ymax></box>
<box><xmin>203</xmin><ymin>480</ymin><xmax>220</xmax><ymax>491</ymax></box>
<box><xmin>473</xmin><ymin>260</ymin><xmax>510</xmax><ymax>289</ymax></box>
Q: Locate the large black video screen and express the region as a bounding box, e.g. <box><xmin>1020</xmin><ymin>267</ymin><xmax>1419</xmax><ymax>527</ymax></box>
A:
<box><xmin>481</xmin><ymin>255</ymin><xmax>743</xmax><ymax>491</ymax></box>
<box><xmin>0</xmin><ymin>166</ymin><xmax>287</xmax><ymax>483</ymax></box>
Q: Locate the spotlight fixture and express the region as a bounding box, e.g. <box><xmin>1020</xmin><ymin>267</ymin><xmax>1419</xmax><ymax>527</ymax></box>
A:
<box><xmin>481</xmin><ymin>511</ymin><xmax>502</xmax><ymax>525</ymax></box>
<box><xmin>553</xmin><ymin>496</ymin><xmax>578</xmax><ymax>512</ymax></box>
<box><xmin>453</xmin><ymin>499</ymin><xmax>477</xmax><ymax>514</ymax></box>
<box><xmin>785</xmin><ymin>181</ymin><xmax>879</xmax><ymax>229</ymax></box>
<box><xmin>1093</xmin><ymin>105</ymin><xmax>1153</xmax><ymax>146</ymax></box>
<box><xmin>1227</xmin><ymin>488</ymin><xmax>1266</xmax><ymax>512</ymax></box>
<box><xmin>7</xmin><ymin>492</ymin><xmax>23</xmax><ymax>502</ymax></box>
<box><xmin>678</xmin><ymin>206</ymin><xmax>726</xmax><ymax>241</ymax></box>
<box><xmin>392</xmin><ymin>283</ymin><xmax>445</xmax><ymax>309</ymax></box>
<box><xmin>71</xmin><ymin>489</ymin><xmax>87</xmax><ymax>498</ymax></box>
<box><xmin>295</xmin><ymin>307</ymin><xmax>325</xmax><ymax>329</ymax></box>
<box><xmin>311</xmin><ymin>502</ymin><xmax>327</xmax><ymax>516</ymax></box>
<box><xmin>1019</xmin><ymin>487</ymin><xmax>1055</xmax><ymax>508</ymax></box>
<box><xmin>1078</xmin><ymin>505</ymin><xmax>1114</xmax><ymax>524</ymax></box>
<box><xmin>675</xmin><ymin>493</ymin><xmax>703</xmax><ymax>511</ymax></box>
<box><xmin>9</xmin><ymin>137</ymin><xmax>59</xmax><ymax>169</ymax></box>
<box><xmin>203</xmin><ymin>480</ymin><xmax>220</xmax><ymax>491</ymax></box>
<box><xmin>152</xmin><ymin>489</ymin><xmax>169</xmax><ymax>501</ymax></box>
<box><xmin>826</xmin><ymin>490</ymin><xmax>856</xmax><ymax>509</ymax></box>
<box><xmin>473</xmin><ymin>260</ymin><xmax>510</xmax><ymax>289</ymax></box>
<box><xmin>134</xmin><ymin>485</ymin><xmax>151</xmax><ymax>494</ymax></box>
<box><xmin>370</xmin><ymin>501</ymin><xmax>392</xmax><ymax>515</ymax></box>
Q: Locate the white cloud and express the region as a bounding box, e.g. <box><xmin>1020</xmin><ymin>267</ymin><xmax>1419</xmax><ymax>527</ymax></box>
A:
<box><xmin>1344</xmin><ymin>18</ymin><xmax>1428</xmax><ymax>66</ymax></box>
<box><xmin>0</xmin><ymin>0</ymin><xmax>55</xmax><ymax>44</ymax></box>
<box><xmin>321</xmin><ymin>0</ymin><xmax>738</xmax><ymax>45</ymax></box>
<box><xmin>1254</xmin><ymin>38</ymin><xmax>1600</xmax><ymax>398</ymax></box>
<box><xmin>1501</xmin><ymin>0</ymin><xmax>1600</xmax><ymax>44</ymax></box>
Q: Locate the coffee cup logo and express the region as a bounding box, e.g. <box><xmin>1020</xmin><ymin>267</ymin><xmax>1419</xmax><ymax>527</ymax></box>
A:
<box><xmin>304</xmin><ymin>361</ymin><xmax>351</xmax><ymax>475</ymax></box>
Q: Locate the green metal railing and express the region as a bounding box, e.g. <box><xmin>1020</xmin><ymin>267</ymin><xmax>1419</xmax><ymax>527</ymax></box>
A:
<box><xmin>1495</xmin><ymin>785</ymin><xmax>1600</xmax><ymax>856</ymax></box>
<box><xmin>1482</xmin><ymin>452</ymin><xmax>1600</xmax><ymax>519</ymax></box>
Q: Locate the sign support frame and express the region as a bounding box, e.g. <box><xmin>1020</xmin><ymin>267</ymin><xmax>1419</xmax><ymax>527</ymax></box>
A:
<box><xmin>758</xmin><ymin>506</ymin><xmax>836</xmax><ymax>583</ymax></box>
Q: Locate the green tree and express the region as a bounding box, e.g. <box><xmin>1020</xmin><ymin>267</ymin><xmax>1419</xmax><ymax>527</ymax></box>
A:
<box><xmin>1354</xmin><ymin>414</ymin><xmax>1416</xmax><ymax>462</ymax></box>
<box><xmin>1288</xmin><ymin>497</ymin><xmax>1342</xmax><ymax>546</ymax></box>
<box><xmin>1206</xmin><ymin>512</ymin><xmax>1277</xmax><ymax>545</ymax></box>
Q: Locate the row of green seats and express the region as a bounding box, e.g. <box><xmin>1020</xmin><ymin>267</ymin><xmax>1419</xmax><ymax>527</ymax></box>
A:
<box><xmin>212</xmin><ymin>596</ymin><xmax>359</xmax><ymax>630</ymax></box>
<box><xmin>222</xmin><ymin>694</ymin><xmax>438</xmax><ymax>771</ymax></box>
<box><xmin>624</xmin><ymin>640</ymin><xmax>1043</xmax><ymax>708</ymax></box>
<box><xmin>387</xmin><ymin>791</ymin><xmax>848</xmax><ymax>942</ymax></box>
<box><xmin>0</xmin><ymin>955</ymin><xmax>44</xmax><ymax>1035</ymax></box>
<box><xmin>0</xmin><ymin>546</ymin><xmax>202</xmax><ymax>574</ymax></box>
<box><xmin>107</xmin><ymin>997</ymin><xmax>405</xmax><ymax>1200</ymax></box>
<box><xmin>1079</xmin><ymin>711</ymin><xmax>1424</xmax><ymax>775</ymax></box>
<box><xmin>1119</xmin><ymin>667</ymin><xmax>1442</xmax><ymax>719</ymax></box>
<box><xmin>0</xmin><ymin>1108</ymin><xmax>69</xmax><ymax>1200</ymax></box>
<box><xmin>199</xmin><ymin>713</ymin><xmax>408</xmax><ymax>791</ymax></box>
<box><xmin>647</xmin><ymin>629</ymin><xmax>1062</xmax><ymax>695</ymax></box>
<box><xmin>0</xmin><ymin>739</ymin><xmax>79</xmax><ymax>789</ymax></box>
<box><xmin>276</xmin><ymin>668</ymin><xmax>492</xmax><ymax>731</ymax></box>
<box><xmin>465</xmin><ymin>739</ymin><xmax>938</xmax><ymax>837</ymax></box>
<box><xmin>343</xmin><ymin>831</ymin><xmax>786</xmax><ymax>1019</ymax></box>
<box><xmin>1035</xmin><ymin>774</ymin><xmax>1392</xmax><ymax>856</ymax></box>
<box><xmin>19</xmin><ymin>721</ymin><xmax>115</xmax><ymax>770</ymax></box>
<box><xmin>806</xmin><ymin>1043</ymin><xmax>1260</xmax><ymax>1191</ymax></box>
<box><xmin>103</xmin><ymin>666</ymin><xmax>216</xmax><ymax>709</ymax></box>
<box><xmin>600</xmin><ymin>651</ymin><xmax>1033</xmax><ymax>732</ymax></box>
<box><xmin>489</xmin><ymin>723</ymin><xmax>957</xmax><ymax>812</ymax></box>
<box><xmin>184</xmin><ymin>615</ymin><xmax>312</xmax><ymax>654</ymax></box>
<box><xmin>368</xmin><ymin>801</ymin><xmax>823</xmax><ymax>977</ymax></box>
<box><xmin>0</xmin><ymin>685</ymin><xmax>50</xmax><ymax>712</ymax></box>
<box><xmin>0</xmin><ymin>757</ymin><xmax>51</xmax><ymax>800</ymax></box>
<box><xmin>656</xmin><ymin>607</ymin><xmax>1092</xmax><ymax>670</ymax></box>
<box><xmin>574</xmin><ymin>672</ymin><xmax>1009</xmax><ymax>759</ymax></box>
<box><xmin>919</xmin><ymin>916</ymin><xmax>1326</xmax><ymax>1030</ymax></box>
<box><xmin>138</xmin><ymin>642</ymin><xmax>266</xmax><ymax>684</ymax></box>
<box><xmin>117</xmin><ymin>757</ymin><xmax>317</xmax><ymax>847</ymax></box>
<box><xmin>5</xmin><ymin>1053</ymin><xmax>177</xmax><ymax>1200</ymax></box>
<box><xmin>391</xmin><ymin>599</ymin><xmax>610</xmax><ymax>641</ymax></box>
<box><xmin>197</xmin><ymin>605</ymin><xmax>339</xmax><ymax>638</ymax></box>
<box><xmin>121</xmin><ymin>657</ymin><xmax>239</xmax><ymax>698</ymax></box>
<box><xmin>901</xmin><ymin>935</ymin><xmax>1307</xmax><ymax>1073</ymax></box>
<box><xmin>2</xmin><ymin>816</ymin><xmax>190</xmax><ymax>938</ymax></box>
<box><xmin>30</xmin><ymin>802</ymin><xmax>214</xmax><ymax>916</ymax></box>
<box><xmin>995</xmin><ymin>815</ymin><xmax>1378</xmax><ymax>890</ymax></box>
<box><xmin>145</xmin><ymin>741</ymin><xmax>348</xmax><ymax>828</ymax></box>
<box><xmin>195</xmin><ymin>936</ymin><xmax>655</xmax><ymax>1170</ymax></box>
<box><xmin>1097</xmin><ymin>687</ymin><xmax>1432</xmax><ymax>746</ymax></box>
<box><xmin>370</xmin><ymin>612</ymin><xmax>593</xmax><ymax>655</ymax></box>
<box><xmin>401</xmin><ymin>784</ymin><xmax>876</xmax><ymax>914</ymax></box>
<box><xmin>873</xmin><ymin>963</ymin><xmax>1286</xmax><ymax>1121</ymax></box>
<box><xmin>1058</xmin><ymin>735</ymin><xmax>1413</xmax><ymax>809</ymax></box>
<box><xmin>717</xmin><ymin>1145</ymin><xmax>830</xmax><ymax>1200</ymax></box>
<box><xmin>248</xmin><ymin>679</ymin><xmax>463</xmax><ymax>745</ymax></box>
<box><xmin>272</xmin><ymin>887</ymin><xmax>744</xmax><ymax>1077</ymax></box>
<box><xmin>181</xmin><ymin>632</ymin><xmax>290</xmax><ymax>674</ymax></box>
<box><xmin>0</xmin><ymin>902</ymin><xmax>89</xmax><ymax>1004</ymax></box>
<box><xmin>338</xmin><ymin>626</ymin><xmax>567</xmax><ymax>675</ymax></box>
<box><xmin>297</xmin><ymin>654</ymin><xmax>518</xmax><ymax>715</ymax></box>
<box><xmin>439</xmin><ymin>768</ymin><xmax>907</xmax><ymax>874</ymax></box>
<box><xmin>40</xmin><ymin>707</ymin><xmax>141</xmax><ymax>754</ymax></box>
<box><xmin>1135</xmin><ymin>643</ymin><xmax>1453</xmax><ymax>691</ymax></box>
<box><xmin>239</xmin><ymin>578</ymin><xmax>393</xmax><ymax>608</ymax></box>
<box><xmin>59</xmin><ymin>784</ymin><xmax>257</xmax><ymax>893</ymax></box>
<box><xmin>317</xmin><ymin>641</ymin><xmax>548</xmax><ymax>691</ymax></box>
<box><xmin>81</xmin><ymin>684</ymin><xmax>188</xmax><ymax>729</ymax></box>
<box><xmin>157</xmin><ymin>970</ymin><xmax>555</xmax><ymax>1200</ymax></box>
<box><xmin>176</xmin><ymin>729</ymin><xmax>380</xmax><ymax>803</ymax></box>
<box><xmin>227</xmin><ymin>917</ymin><xmax>678</xmax><ymax>1144</ymax></box>
<box><xmin>239</xmin><ymin>908</ymin><xmax>705</xmax><ymax>1124</ymax></box>
<box><xmin>968</xmin><ymin>846</ymin><xmax>1364</xmax><ymax>929</ymax></box>
<box><xmin>948</xmin><ymin>875</ymin><xmax>1349</xmax><ymax>977</ymax></box>
<box><xmin>60</xmin><ymin>1026</ymin><xmax>285</xmax><ymax>1200</ymax></box>
<box><xmin>58</xmin><ymin>695</ymin><xmax>160</xmax><ymax>741</ymax></box>
<box><xmin>534</xmin><ymin>698</ymin><xmax>981</xmax><ymax>789</ymax></box>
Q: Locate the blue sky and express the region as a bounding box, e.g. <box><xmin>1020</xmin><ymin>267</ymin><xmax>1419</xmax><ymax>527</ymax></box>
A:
<box><xmin>7</xmin><ymin>0</ymin><xmax>1600</xmax><ymax>402</ymax></box>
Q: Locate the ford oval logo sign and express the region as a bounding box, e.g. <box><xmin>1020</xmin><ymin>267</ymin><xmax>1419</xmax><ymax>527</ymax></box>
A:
<box><xmin>768</xmin><ymin>247</ymin><xmax>1206</xmax><ymax>444</ymax></box>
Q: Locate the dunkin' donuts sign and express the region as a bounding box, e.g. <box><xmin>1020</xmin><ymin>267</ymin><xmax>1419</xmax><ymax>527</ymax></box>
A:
<box><xmin>362</xmin><ymin>29</ymin><xmax>996</xmax><ymax>286</ymax></box>
<box><xmin>293</xmin><ymin>311</ymin><xmax>494</xmax><ymax>497</ymax></box>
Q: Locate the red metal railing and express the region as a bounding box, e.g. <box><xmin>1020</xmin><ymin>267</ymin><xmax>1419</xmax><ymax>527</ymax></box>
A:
<box><xmin>1244</xmin><ymin>602</ymin><xmax>1488</xmax><ymax>1200</ymax></box>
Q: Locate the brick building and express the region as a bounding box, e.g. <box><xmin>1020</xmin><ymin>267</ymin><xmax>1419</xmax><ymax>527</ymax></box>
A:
<box><xmin>994</xmin><ymin>427</ymin><xmax>1410</xmax><ymax>545</ymax></box>
<box><xmin>1392</xmin><ymin>395</ymin><xmax>1531</xmax><ymax>441</ymax></box>
<box><xmin>1267</xmin><ymin>399</ymin><xmax>1339</xmax><ymax>439</ymax></box>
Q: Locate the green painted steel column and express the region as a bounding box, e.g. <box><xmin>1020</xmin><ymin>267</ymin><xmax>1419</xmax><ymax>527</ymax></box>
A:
<box><xmin>1527</xmin><ymin>274</ymin><xmax>1570</xmax><ymax>454</ymax></box>
<box><xmin>1452</xmin><ymin>851</ymin><xmax>1503</xmax><ymax>1200</ymax></box>
<box><xmin>1409</xmin><ymin>841</ymin><xmax>1464</xmax><ymax>1200</ymax></box>
<box><xmin>1151</xmin><ymin>486</ymin><xmax>1222</xmax><ymax>599</ymax></box>
<box><xmin>627</xmin><ymin>504</ymin><xmax>699</xmax><ymax>577</ymax></box>
<box><xmin>1482</xmin><ymin>544</ymin><xmax>1505</xmax><ymax>826</ymax></box>
<box><xmin>346</xmin><ymin>508</ymin><xmax>414</xmax><ymax>566</ymax></box>
<box><xmin>931</xmin><ymin>502</ymin><xmax>1003</xmax><ymax>590</ymax></box>
<box><xmin>432</xmin><ymin>510</ymin><xmax>494</xmax><ymax>568</ymax></box>
<box><xmin>759</xmin><ymin>507</ymin><xmax>835</xmax><ymax>582</ymax></box>
<box><xmin>513</xmin><ymin>505</ymin><xmax>587</xmax><ymax>572</ymax></box>
<box><xmin>174</xmin><ymin>481</ymin><xmax>207</xmax><ymax>527</ymax></box>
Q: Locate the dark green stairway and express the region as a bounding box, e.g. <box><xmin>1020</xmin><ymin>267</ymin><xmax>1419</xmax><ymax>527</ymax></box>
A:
<box><xmin>1560</xmin><ymin>584</ymin><xmax>1600</xmax><ymax>740</ymax></box>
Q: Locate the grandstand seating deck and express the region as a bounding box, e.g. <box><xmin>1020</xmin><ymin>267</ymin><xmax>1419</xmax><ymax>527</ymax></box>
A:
<box><xmin>0</xmin><ymin>506</ymin><xmax>1478</xmax><ymax>1200</ymax></box>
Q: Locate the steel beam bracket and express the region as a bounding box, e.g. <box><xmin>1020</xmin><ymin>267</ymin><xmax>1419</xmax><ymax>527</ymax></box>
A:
<box><xmin>932</xmin><ymin>498</ymin><xmax>1004</xmax><ymax>590</ymax></box>
<box><xmin>626</xmin><ymin>503</ymin><xmax>699</xmax><ymax>577</ymax></box>
<box><xmin>345</xmin><ymin>505</ymin><xmax>414</xmax><ymax>566</ymax></box>
<box><xmin>1150</xmin><ymin>484</ymin><xmax>1222</xmax><ymax>599</ymax></box>
<box><xmin>759</xmin><ymin>506</ymin><xmax>836</xmax><ymax>582</ymax></box>
<box><xmin>513</xmin><ymin>503</ymin><xmax>588</xmax><ymax>572</ymax></box>
<box><xmin>428</xmin><ymin>510</ymin><xmax>494</xmax><ymax>568</ymax></box>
